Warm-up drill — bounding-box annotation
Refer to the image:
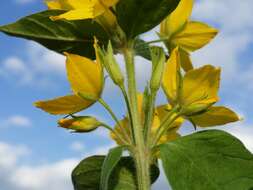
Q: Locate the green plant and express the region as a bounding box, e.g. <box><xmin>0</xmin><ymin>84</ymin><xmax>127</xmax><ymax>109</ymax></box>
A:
<box><xmin>1</xmin><ymin>0</ymin><xmax>253</xmax><ymax>189</ymax></box>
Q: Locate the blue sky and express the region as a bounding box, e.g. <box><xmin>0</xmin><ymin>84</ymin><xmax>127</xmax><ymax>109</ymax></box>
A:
<box><xmin>0</xmin><ymin>0</ymin><xmax>253</xmax><ymax>190</ymax></box>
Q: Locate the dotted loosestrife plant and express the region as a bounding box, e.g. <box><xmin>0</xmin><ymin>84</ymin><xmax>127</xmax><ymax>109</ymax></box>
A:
<box><xmin>1</xmin><ymin>0</ymin><xmax>253</xmax><ymax>190</ymax></box>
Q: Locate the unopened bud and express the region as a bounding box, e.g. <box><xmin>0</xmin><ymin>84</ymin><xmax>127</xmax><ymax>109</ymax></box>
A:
<box><xmin>181</xmin><ymin>102</ymin><xmax>215</xmax><ymax>117</ymax></box>
<box><xmin>104</xmin><ymin>41</ymin><xmax>124</xmax><ymax>87</ymax></box>
<box><xmin>58</xmin><ymin>116</ymin><xmax>102</xmax><ymax>133</ymax></box>
<box><xmin>150</xmin><ymin>46</ymin><xmax>166</xmax><ymax>91</ymax></box>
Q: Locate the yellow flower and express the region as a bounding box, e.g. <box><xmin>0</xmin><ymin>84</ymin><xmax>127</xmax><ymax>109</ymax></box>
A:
<box><xmin>160</xmin><ymin>0</ymin><xmax>218</xmax><ymax>71</ymax></box>
<box><xmin>162</xmin><ymin>48</ymin><xmax>239</xmax><ymax>127</ymax></box>
<box><xmin>35</xmin><ymin>41</ymin><xmax>104</xmax><ymax>115</ymax></box>
<box><xmin>46</xmin><ymin>0</ymin><xmax>119</xmax><ymax>21</ymax></box>
<box><xmin>110</xmin><ymin>94</ymin><xmax>183</xmax><ymax>145</ymax></box>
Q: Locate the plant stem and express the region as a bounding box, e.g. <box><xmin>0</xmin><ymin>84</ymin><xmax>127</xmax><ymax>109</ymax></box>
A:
<box><xmin>98</xmin><ymin>98</ymin><xmax>121</xmax><ymax>127</ymax></box>
<box><xmin>144</xmin><ymin>91</ymin><xmax>156</xmax><ymax>144</ymax></box>
<box><xmin>151</xmin><ymin>107</ymin><xmax>180</xmax><ymax>147</ymax></box>
<box><xmin>123</xmin><ymin>45</ymin><xmax>151</xmax><ymax>190</ymax></box>
<box><xmin>98</xmin><ymin>98</ymin><xmax>131</xmax><ymax>144</ymax></box>
<box><xmin>119</xmin><ymin>85</ymin><xmax>136</xmax><ymax>144</ymax></box>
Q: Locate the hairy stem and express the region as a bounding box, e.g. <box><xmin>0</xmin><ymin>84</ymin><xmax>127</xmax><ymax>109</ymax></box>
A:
<box><xmin>123</xmin><ymin>45</ymin><xmax>151</xmax><ymax>190</ymax></box>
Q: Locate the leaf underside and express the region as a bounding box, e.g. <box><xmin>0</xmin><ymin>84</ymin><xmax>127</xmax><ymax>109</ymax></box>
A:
<box><xmin>116</xmin><ymin>0</ymin><xmax>180</xmax><ymax>38</ymax></box>
<box><xmin>0</xmin><ymin>10</ymin><xmax>109</xmax><ymax>59</ymax></box>
<box><xmin>72</xmin><ymin>156</ymin><xmax>160</xmax><ymax>190</ymax></box>
<box><xmin>160</xmin><ymin>130</ymin><xmax>253</xmax><ymax>190</ymax></box>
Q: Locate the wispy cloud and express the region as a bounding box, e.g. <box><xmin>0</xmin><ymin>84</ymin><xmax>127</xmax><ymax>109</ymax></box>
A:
<box><xmin>0</xmin><ymin>42</ymin><xmax>66</xmax><ymax>89</ymax></box>
<box><xmin>69</xmin><ymin>141</ymin><xmax>85</xmax><ymax>152</ymax></box>
<box><xmin>0</xmin><ymin>115</ymin><xmax>32</xmax><ymax>129</ymax></box>
<box><xmin>0</xmin><ymin>141</ymin><xmax>77</xmax><ymax>190</ymax></box>
<box><xmin>0</xmin><ymin>141</ymin><xmax>115</xmax><ymax>190</ymax></box>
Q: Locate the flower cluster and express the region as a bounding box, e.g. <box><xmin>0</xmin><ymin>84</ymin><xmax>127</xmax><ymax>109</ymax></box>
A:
<box><xmin>35</xmin><ymin>0</ymin><xmax>239</xmax><ymax>150</ymax></box>
<box><xmin>2</xmin><ymin>0</ymin><xmax>250</xmax><ymax>189</ymax></box>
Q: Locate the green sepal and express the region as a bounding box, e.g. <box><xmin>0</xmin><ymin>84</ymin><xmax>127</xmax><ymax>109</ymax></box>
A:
<box><xmin>134</xmin><ymin>38</ymin><xmax>151</xmax><ymax>60</ymax></box>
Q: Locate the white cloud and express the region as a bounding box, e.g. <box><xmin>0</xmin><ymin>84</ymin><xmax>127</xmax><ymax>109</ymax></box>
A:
<box><xmin>0</xmin><ymin>115</ymin><xmax>32</xmax><ymax>129</ymax></box>
<box><xmin>0</xmin><ymin>142</ymin><xmax>30</xmax><ymax>168</ymax></box>
<box><xmin>0</xmin><ymin>142</ymin><xmax>77</xmax><ymax>190</ymax></box>
<box><xmin>11</xmin><ymin>159</ymin><xmax>77</xmax><ymax>190</ymax></box>
<box><xmin>0</xmin><ymin>141</ymin><xmax>115</xmax><ymax>190</ymax></box>
<box><xmin>193</xmin><ymin>0</ymin><xmax>253</xmax><ymax>32</ymax></box>
<box><xmin>70</xmin><ymin>141</ymin><xmax>85</xmax><ymax>152</ymax></box>
<box><xmin>225</xmin><ymin>124</ymin><xmax>253</xmax><ymax>153</ymax></box>
<box><xmin>192</xmin><ymin>0</ymin><xmax>253</xmax><ymax>83</ymax></box>
<box><xmin>27</xmin><ymin>42</ymin><xmax>65</xmax><ymax>74</ymax></box>
<box><xmin>0</xmin><ymin>42</ymin><xmax>65</xmax><ymax>88</ymax></box>
<box><xmin>0</xmin><ymin>57</ymin><xmax>32</xmax><ymax>84</ymax></box>
<box><xmin>88</xmin><ymin>143</ymin><xmax>114</xmax><ymax>155</ymax></box>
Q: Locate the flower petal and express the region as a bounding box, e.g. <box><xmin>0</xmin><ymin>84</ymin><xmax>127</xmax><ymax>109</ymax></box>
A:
<box><xmin>46</xmin><ymin>0</ymin><xmax>76</xmax><ymax>10</ymax></box>
<box><xmin>65</xmin><ymin>52</ymin><xmax>103</xmax><ymax>100</ymax></box>
<box><xmin>46</xmin><ymin>0</ymin><xmax>63</xmax><ymax>9</ymax></box>
<box><xmin>50</xmin><ymin>8</ymin><xmax>94</xmax><ymax>21</ymax></box>
<box><xmin>178</xmin><ymin>48</ymin><xmax>193</xmax><ymax>72</ymax></box>
<box><xmin>34</xmin><ymin>95</ymin><xmax>93</xmax><ymax>115</ymax></box>
<box><xmin>172</xmin><ymin>21</ymin><xmax>218</xmax><ymax>52</ymax></box>
<box><xmin>63</xmin><ymin>0</ymin><xmax>95</xmax><ymax>9</ymax></box>
<box><xmin>155</xmin><ymin>104</ymin><xmax>184</xmax><ymax>129</ymax></box>
<box><xmin>182</xmin><ymin>65</ymin><xmax>220</xmax><ymax>107</ymax></box>
<box><xmin>159</xmin><ymin>131</ymin><xmax>181</xmax><ymax>145</ymax></box>
<box><xmin>190</xmin><ymin>106</ymin><xmax>240</xmax><ymax>127</ymax></box>
<box><xmin>162</xmin><ymin>48</ymin><xmax>181</xmax><ymax>104</ymax></box>
<box><xmin>160</xmin><ymin>0</ymin><xmax>194</xmax><ymax>37</ymax></box>
<box><xmin>48</xmin><ymin>0</ymin><xmax>119</xmax><ymax>21</ymax></box>
<box><xmin>99</xmin><ymin>0</ymin><xmax>119</xmax><ymax>7</ymax></box>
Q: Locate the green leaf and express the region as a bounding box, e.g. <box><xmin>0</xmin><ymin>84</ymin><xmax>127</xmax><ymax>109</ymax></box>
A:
<box><xmin>100</xmin><ymin>146</ymin><xmax>124</xmax><ymax>190</ymax></box>
<box><xmin>134</xmin><ymin>39</ymin><xmax>151</xmax><ymax>60</ymax></box>
<box><xmin>116</xmin><ymin>0</ymin><xmax>180</xmax><ymax>38</ymax></box>
<box><xmin>72</xmin><ymin>156</ymin><xmax>103</xmax><ymax>190</ymax></box>
<box><xmin>72</xmin><ymin>155</ymin><xmax>160</xmax><ymax>190</ymax></box>
<box><xmin>159</xmin><ymin>130</ymin><xmax>253</xmax><ymax>190</ymax></box>
<box><xmin>0</xmin><ymin>10</ymin><xmax>109</xmax><ymax>59</ymax></box>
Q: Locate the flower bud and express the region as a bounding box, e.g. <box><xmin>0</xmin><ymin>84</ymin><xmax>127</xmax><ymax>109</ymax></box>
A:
<box><xmin>181</xmin><ymin>101</ymin><xmax>216</xmax><ymax>117</ymax></box>
<box><xmin>150</xmin><ymin>46</ymin><xmax>166</xmax><ymax>91</ymax></box>
<box><xmin>58</xmin><ymin>116</ymin><xmax>102</xmax><ymax>133</ymax></box>
<box><xmin>104</xmin><ymin>41</ymin><xmax>125</xmax><ymax>87</ymax></box>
